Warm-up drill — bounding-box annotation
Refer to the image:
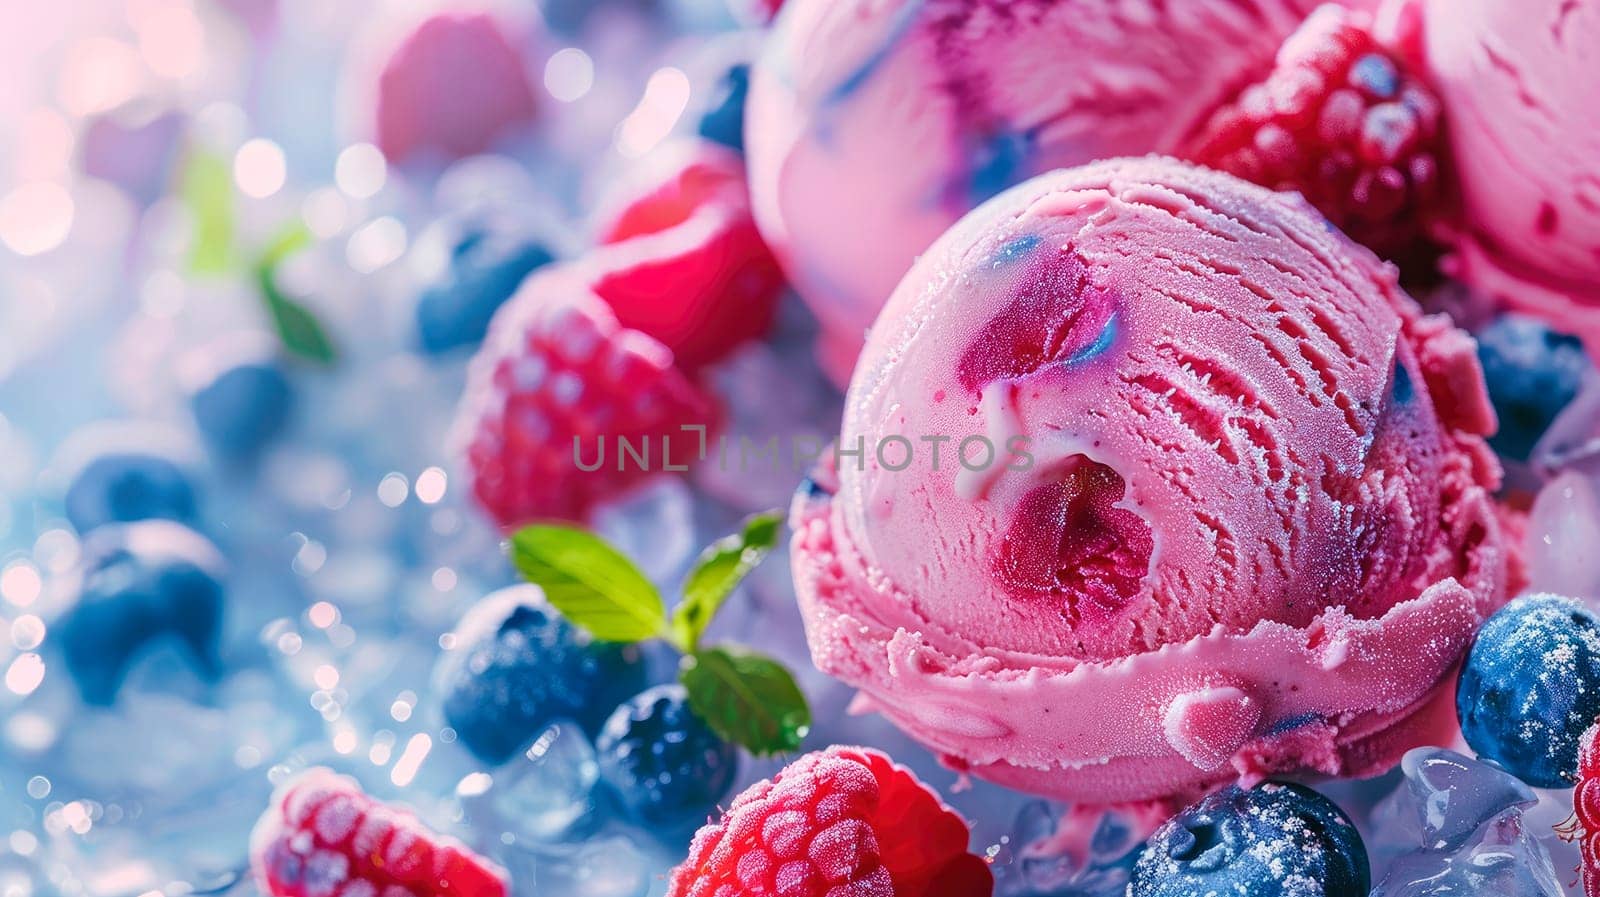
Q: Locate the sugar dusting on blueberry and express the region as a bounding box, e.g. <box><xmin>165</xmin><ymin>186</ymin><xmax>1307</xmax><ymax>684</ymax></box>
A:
<box><xmin>1131</xmin><ymin>782</ymin><xmax>1370</xmax><ymax>897</ymax></box>
<box><xmin>1458</xmin><ymin>593</ymin><xmax>1600</xmax><ymax>788</ymax></box>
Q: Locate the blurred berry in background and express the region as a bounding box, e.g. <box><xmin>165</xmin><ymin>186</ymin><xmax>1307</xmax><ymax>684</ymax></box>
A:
<box><xmin>58</xmin><ymin>520</ymin><xmax>227</xmax><ymax>705</ymax></box>
<box><xmin>1475</xmin><ymin>314</ymin><xmax>1590</xmax><ymax>462</ymax></box>
<box><xmin>413</xmin><ymin>211</ymin><xmax>557</xmax><ymax>354</ymax></box>
<box><xmin>64</xmin><ymin>449</ymin><xmax>199</xmax><ymax>535</ymax></box>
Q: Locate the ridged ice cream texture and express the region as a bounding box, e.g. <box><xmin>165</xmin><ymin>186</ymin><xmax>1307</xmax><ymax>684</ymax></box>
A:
<box><xmin>790</xmin><ymin>157</ymin><xmax>1510</xmax><ymax>804</ymax></box>
<box><xmin>747</xmin><ymin>0</ymin><xmax>1374</xmax><ymax>381</ymax></box>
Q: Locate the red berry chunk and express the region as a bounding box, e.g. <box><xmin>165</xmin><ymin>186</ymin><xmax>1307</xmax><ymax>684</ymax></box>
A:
<box><xmin>1185</xmin><ymin>4</ymin><xmax>1446</xmax><ymax>257</ymax></box>
<box><xmin>250</xmin><ymin>768</ymin><xmax>507</xmax><ymax>897</ymax></box>
<box><xmin>667</xmin><ymin>746</ymin><xmax>992</xmax><ymax>897</ymax></box>
<box><xmin>373</xmin><ymin>12</ymin><xmax>537</xmax><ymax>164</ymax></box>
<box><xmin>590</xmin><ymin>140</ymin><xmax>785</xmax><ymax>372</ymax></box>
<box><xmin>1569</xmin><ymin>721</ymin><xmax>1600</xmax><ymax>897</ymax></box>
<box><xmin>453</xmin><ymin>262</ymin><xmax>718</xmax><ymax>527</ymax></box>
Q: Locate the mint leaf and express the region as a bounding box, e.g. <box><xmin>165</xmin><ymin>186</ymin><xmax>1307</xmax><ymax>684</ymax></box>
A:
<box><xmin>256</xmin><ymin>229</ymin><xmax>335</xmax><ymax>364</ymax></box>
<box><xmin>680</xmin><ymin>645</ymin><xmax>810</xmax><ymax>756</ymax></box>
<box><xmin>260</xmin><ymin>220</ymin><xmax>312</xmax><ymax>267</ymax></box>
<box><xmin>670</xmin><ymin>511</ymin><xmax>782</xmax><ymax>651</ymax></box>
<box><xmin>510</xmin><ymin>525</ymin><xmax>667</xmax><ymax>643</ymax></box>
<box><xmin>181</xmin><ymin>149</ymin><xmax>235</xmax><ymax>275</ymax></box>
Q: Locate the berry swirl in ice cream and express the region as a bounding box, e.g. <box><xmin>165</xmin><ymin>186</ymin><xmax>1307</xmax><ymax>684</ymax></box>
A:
<box><xmin>789</xmin><ymin>157</ymin><xmax>1510</xmax><ymax>804</ymax></box>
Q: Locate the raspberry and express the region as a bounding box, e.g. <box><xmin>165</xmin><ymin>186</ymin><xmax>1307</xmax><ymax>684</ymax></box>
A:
<box><xmin>1185</xmin><ymin>4</ymin><xmax>1446</xmax><ymax>257</ymax></box>
<box><xmin>590</xmin><ymin>140</ymin><xmax>785</xmax><ymax>371</ymax></box>
<box><xmin>372</xmin><ymin>12</ymin><xmax>538</xmax><ymax>164</ymax></box>
<box><xmin>453</xmin><ymin>263</ymin><xmax>718</xmax><ymax>527</ymax></box>
<box><xmin>250</xmin><ymin>768</ymin><xmax>507</xmax><ymax>897</ymax></box>
<box><xmin>666</xmin><ymin>746</ymin><xmax>993</xmax><ymax>897</ymax></box>
<box><xmin>1559</xmin><ymin>721</ymin><xmax>1600</xmax><ymax>897</ymax></box>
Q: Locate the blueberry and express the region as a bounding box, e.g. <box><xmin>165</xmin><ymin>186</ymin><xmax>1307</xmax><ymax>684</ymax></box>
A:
<box><xmin>696</xmin><ymin>64</ymin><xmax>750</xmax><ymax>152</ymax></box>
<box><xmin>1131</xmin><ymin>782</ymin><xmax>1369</xmax><ymax>897</ymax></box>
<box><xmin>596</xmin><ymin>684</ymin><xmax>737</xmax><ymax>827</ymax></box>
<box><xmin>416</xmin><ymin>216</ymin><xmax>555</xmax><ymax>354</ymax></box>
<box><xmin>58</xmin><ymin>520</ymin><xmax>226</xmax><ymax>705</ymax></box>
<box><xmin>537</xmin><ymin>0</ymin><xmax>657</xmax><ymax>35</ymax></box>
<box><xmin>1457</xmin><ymin>593</ymin><xmax>1600</xmax><ymax>787</ymax></box>
<box><xmin>1475</xmin><ymin>314</ymin><xmax>1589</xmax><ymax>461</ymax></box>
<box><xmin>64</xmin><ymin>451</ymin><xmax>197</xmax><ymax>534</ymax></box>
<box><xmin>190</xmin><ymin>359</ymin><xmax>294</xmax><ymax>459</ymax></box>
<box><xmin>437</xmin><ymin>586</ymin><xmax>647</xmax><ymax>764</ymax></box>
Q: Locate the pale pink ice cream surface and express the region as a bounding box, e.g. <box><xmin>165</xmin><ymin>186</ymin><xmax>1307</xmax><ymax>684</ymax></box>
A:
<box><xmin>789</xmin><ymin>157</ymin><xmax>1509</xmax><ymax>804</ymax></box>
<box><xmin>1409</xmin><ymin>0</ymin><xmax>1600</xmax><ymax>350</ymax></box>
<box><xmin>747</xmin><ymin>0</ymin><xmax>1372</xmax><ymax>382</ymax></box>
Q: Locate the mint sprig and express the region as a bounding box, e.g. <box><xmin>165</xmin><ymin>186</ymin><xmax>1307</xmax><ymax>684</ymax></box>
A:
<box><xmin>256</xmin><ymin>223</ymin><xmax>336</xmax><ymax>364</ymax></box>
<box><xmin>671</xmin><ymin>510</ymin><xmax>781</xmax><ymax>651</ymax></box>
<box><xmin>178</xmin><ymin>150</ymin><xmax>337</xmax><ymax>364</ymax></box>
<box><xmin>509</xmin><ymin>525</ymin><xmax>668</xmax><ymax>643</ymax></box>
<box><xmin>180</xmin><ymin>148</ymin><xmax>235</xmax><ymax>275</ymax></box>
<box><xmin>508</xmin><ymin>511</ymin><xmax>810</xmax><ymax>757</ymax></box>
<box><xmin>682</xmin><ymin>646</ymin><xmax>809</xmax><ymax>755</ymax></box>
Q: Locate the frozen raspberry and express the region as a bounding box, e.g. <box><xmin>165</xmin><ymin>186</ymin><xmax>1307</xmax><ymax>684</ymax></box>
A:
<box><xmin>372</xmin><ymin>11</ymin><xmax>538</xmax><ymax>164</ymax></box>
<box><xmin>1185</xmin><ymin>4</ymin><xmax>1446</xmax><ymax>257</ymax></box>
<box><xmin>666</xmin><ymin>746</ymin><xmax>992</xmax><ymax>897</ymax></box>
<box><xmin>1561</xmin><ymin>720</ymin><xmax>1600</xmax><ymax>897</ymax></box>
<box><xmin>590</xmin><ymin>140</ymin><xmax>785</xmax><ymax>371</ymax></box>
<box><xmin>250</xmin><ymin>768</ymin><xmax>507</xmax><ymax>897</ymax></box>
<box><xmin>453</xmin><ymin>263</ymin><xmax>718</xmax><ymax>527</ymax></box>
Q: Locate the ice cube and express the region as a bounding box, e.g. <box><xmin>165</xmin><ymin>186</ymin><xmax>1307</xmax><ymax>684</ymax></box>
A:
<box><xmin>591</xmin><ymin>479</ymin><xmax>696</xmax><ymax>585</ymax></box>
<box><xmin>457</xmin><ymin>720</ymin><xmax>599</xmax><ymax>843</ymax></box>
<box><xmin>1397</xmin><ymin>748</ymin><xmax>1537</xmax><ymax>851</ymax></box>
<box><xmin>993</xmin><ymin>801</ymin><xmax>1145</xmax><ymax>897</ymax></box>
<box><xmin>1369</xmin><ymin>748</ymin><xmax>1563</xmax><ymax>897</ymax></box>
<box><xmin>1533</xmin><ymin>369</ymin><xmax>1600</xmax><ymax>481</ymax></box>
<box><xmin>498</xmin><ymin>831</ymin><xmax>659</xmax><ymax>897</ymax></box>
<box><xmin>692</xmin><ymin>340</ymin><xmax>843</xmax><ymax>513</ymax></box>
<box><xmin>1370</xmin><ymin>812</ymin><xmax>1563</xmax><ymax>897</ymax></box>
<box><xmin>1526</xmin><ymin>471</ymin><xmax>1600</xmax><ymax>607</ymax></box>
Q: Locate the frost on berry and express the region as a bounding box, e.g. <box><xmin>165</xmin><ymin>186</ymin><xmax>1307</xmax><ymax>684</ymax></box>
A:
<box><xmin>1185</xmin><ymin>5</ymin><xmax>1448</xmax><ymax>260</ymax></box>
<box><xmin>666</xmin><ymin>747</ymin><xmax>992</xmax><ymax>897</ymax></box>
<box><xmin>250</xmin><ymin>768</ymin><xmax>507</xmax><ymax>897</ymax></box>
<box><xmin>1558</xmin><ymin>720</ymin><xmax>1600</xmax><ymax>897</ymax></box>
<box><xmin>453</xmin><ymin>265</ymin><xmax>719</xmax><ymax>527</ymax></box>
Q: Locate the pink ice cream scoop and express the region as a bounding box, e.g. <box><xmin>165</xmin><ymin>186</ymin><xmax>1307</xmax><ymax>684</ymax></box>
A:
<box><xmin>746</xmin><ymin>0</ymin><xmax>1364</xmax><ymax>383</ymax></box>
<box><xmin>789</xmin><ymin>157</ymin><xmax>1510</xmax><ymax>805</ymax></box>
<box><xmin>365</xmin><ymin>10</ymin><xmax>539</xmax><ymax>164</ymax></box>
<box><xmin>1401</xmin><ymin>0</ymin><xmax>1600</xmax><ymax>351</ymax></box>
